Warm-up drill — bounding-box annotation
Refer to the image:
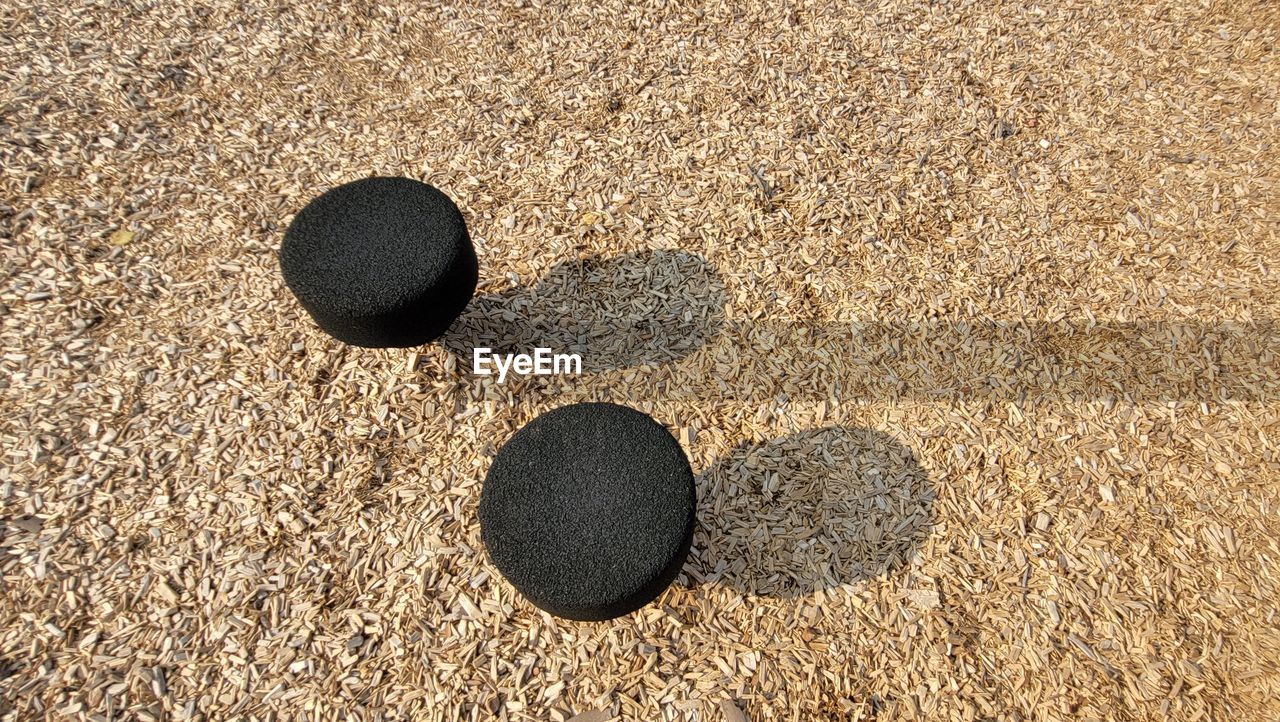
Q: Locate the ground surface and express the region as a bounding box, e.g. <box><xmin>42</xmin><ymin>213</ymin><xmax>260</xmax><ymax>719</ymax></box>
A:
<box><xmin>2</xmin><ymin>1</ymin><xmax>1280</xmax><ymax>720</ymax></box>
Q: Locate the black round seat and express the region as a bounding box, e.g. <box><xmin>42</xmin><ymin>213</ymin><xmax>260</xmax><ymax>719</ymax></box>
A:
<box><xmin>479</xmin><ymin>402</ymin><xmax>696</xmax><ymax>621</ymax></box>
<box><xmin>279</xmin><ymin>176</ymin><xmax>477</xmax><ymax>347</ymax></box>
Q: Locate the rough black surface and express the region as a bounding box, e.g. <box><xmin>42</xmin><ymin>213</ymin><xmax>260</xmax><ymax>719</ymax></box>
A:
<box><xmin>279</xmin><ymin>176</ymin><xmax>477</xmax><ymax>347</ymax></box>
<box><xmin>479</xmin><ymin>403</ymin><xmax>696</xmax><ymax>621</ymax></box>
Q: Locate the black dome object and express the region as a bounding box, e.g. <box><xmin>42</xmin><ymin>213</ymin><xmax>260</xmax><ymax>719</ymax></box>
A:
<box><xmin>479</xmin><ymin>402</ymin><xmax>696</xmax><ymax>621</ymax></box>
<box><xmin>279</xmin><ymin>176</ymin><xmax>478</xmax><ymax>347</ymax></box>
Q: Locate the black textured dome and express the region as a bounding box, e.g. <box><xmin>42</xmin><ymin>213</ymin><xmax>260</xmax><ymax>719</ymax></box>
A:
<box><xmin>479</xmin><ymin>402</ymin><xmax>696</xmax><ymax>621</ymax></box>
<box><xmin>279</xmin><ymin>176</ymin><xmax>478</xmax><ymax>347</ymax></box>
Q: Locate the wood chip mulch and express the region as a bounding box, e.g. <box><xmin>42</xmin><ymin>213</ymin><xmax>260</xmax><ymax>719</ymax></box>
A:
<box><xmin>2</xmin><ymin>1</ymin><xmax>1279</xmax><ymax>720</ymax></box>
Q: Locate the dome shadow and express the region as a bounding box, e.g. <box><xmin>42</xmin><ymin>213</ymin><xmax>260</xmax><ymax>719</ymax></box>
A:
<box><xmin>441</xmin><ymin>249</ymin><xmax>726</xmax><ymax>373</ymax></box>
<box><xmin>693</xmin><ymin>427</ymin><xmax>934</xmax><ymax>598</ymax></box>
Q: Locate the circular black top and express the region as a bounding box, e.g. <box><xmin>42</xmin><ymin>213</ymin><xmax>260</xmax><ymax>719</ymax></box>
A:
<box><xmin>279</xmin><ymin>176</ymin><xmax>476</xmax><ymax>346</ymax></box>
<box><xmin>479</xmin><ymin>402</ymin><xmax>696</xmax><ymax>621</ymax></box>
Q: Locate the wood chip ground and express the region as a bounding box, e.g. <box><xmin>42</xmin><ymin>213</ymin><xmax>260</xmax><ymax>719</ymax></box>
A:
<box><xmin>2</xmin><ymin>1</ymin><xmax>1279</xmax><ymax>720</ymax></box>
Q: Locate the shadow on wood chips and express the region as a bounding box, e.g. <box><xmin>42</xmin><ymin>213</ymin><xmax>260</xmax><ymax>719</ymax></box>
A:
<box><xmin>443</xmin><ymin>249</ymin><xmax>1277</xmax><ymax>402</ymax></box>
<box><xmin>692</xmin><ymin>427</ymin><xmax>934</xmax><ymax>599</ymax></box>
<box><xmin>686</xmin><ymin>319</ymin><xmax>1280</xmax><ymax>403</ymax></box>
<box><xmin>441</xmin><ymin>249</ymin><xmax>726</xmax><ymax>372</ymax></box>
